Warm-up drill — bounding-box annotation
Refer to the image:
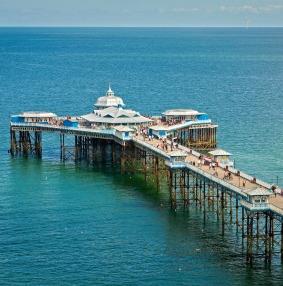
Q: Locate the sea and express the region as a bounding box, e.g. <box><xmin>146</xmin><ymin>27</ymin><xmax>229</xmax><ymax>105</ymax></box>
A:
<box><xmin>0</xmin><ymin>28</ymin><xmax>282</xmax><ymax>285</ymax></box>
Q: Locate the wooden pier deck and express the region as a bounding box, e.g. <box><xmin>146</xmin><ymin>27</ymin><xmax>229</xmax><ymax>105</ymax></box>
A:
<box><xmin>133</xmin><ymin>135</ymin><xmax>283</xmax><ymax>216</ymax></box>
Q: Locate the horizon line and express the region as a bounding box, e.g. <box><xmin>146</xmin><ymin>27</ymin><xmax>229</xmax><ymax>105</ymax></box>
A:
<box><xmin>0</xmin><ymin>25</ymin><xmax>283</xmax><ymax>28</ymax></box>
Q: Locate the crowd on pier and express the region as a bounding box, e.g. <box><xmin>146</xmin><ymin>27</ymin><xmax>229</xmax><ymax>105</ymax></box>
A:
<box><xmin>135</xmin><ymin>126</ymin><xmax>254</xmax><ymax>187</ymax></box>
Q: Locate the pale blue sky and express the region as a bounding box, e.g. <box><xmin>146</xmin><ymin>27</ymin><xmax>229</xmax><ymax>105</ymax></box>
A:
<box><xmin>0</xmin><ymin>0</ymin><xmax>282</xmax><ymax>27</ymax></box>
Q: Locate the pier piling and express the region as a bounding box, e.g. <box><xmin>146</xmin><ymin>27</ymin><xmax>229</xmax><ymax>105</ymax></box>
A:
<box><xmin>9</xmin><ymin>121</ymin><xmax>283</xmax><ymax>265</ymax></box>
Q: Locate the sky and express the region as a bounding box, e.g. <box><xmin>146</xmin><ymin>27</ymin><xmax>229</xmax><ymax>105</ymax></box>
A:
<box><xmin>0</xmin><ymin>0</ymin><xmax>283</xmax><ymax>27</ymax></box>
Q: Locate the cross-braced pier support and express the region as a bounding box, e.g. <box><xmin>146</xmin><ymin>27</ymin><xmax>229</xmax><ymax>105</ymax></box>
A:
<box><xmin>165</xmin><ymin>166</ymin><xmax>283</xmax><ymax>263</ymax></box>
<box><xmin>73</xmin><ymin>136</ymin><xmax>118</xmax><ymax>165</ymax></box>
<box><xmin>242</xmin><ymin>209</ymin><xmax>283</xmax><ymax>264</ymax></box>
<box><xmin>10</xmin><ymin>128</ymin><xmax>42</xmax><ymax>157</ymax></box>
<box><xmin>119</xmin><ymin>144</ymin><xmax>166</xmax><ymax>192</ymax></box>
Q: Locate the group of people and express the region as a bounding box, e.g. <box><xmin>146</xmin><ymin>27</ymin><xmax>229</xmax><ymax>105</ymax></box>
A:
<box><xmin>163</xmin><ymin>118</ymin><xmax>183</xmax><ymax>126</ymax></box>
<box><xmin>223</xmin><ymin>170</ymin><xmax>233</xmax><ymax>181</ymax></box>
<box><xmin>195</xmin><ymin>156</ymin><xmax>234</xmax><ymax>180</ymax></box>
<box><xmin>156</xmin><ymin>138</ymin><xmax>178</xmax><ymax>152</ymax></box>
<box><xmin>136</xmin><ymin>126</ymin><xmax>241</xmax><ymax>183</ymax></box>
<box><xmin>50</xmin><ymin>118</ymin><xmax>64</xmax><ymax>126</ymax></box>
<box><xmin>195</xmin><ymin>155</ymin><xmax>221</xmax><ymax>177</ymax></box>
<box><xmin>137</xmin><ymin>127</ymin><xmax>179</xmax><ymax>153</ymax></box>
<box><xmin>138</xmin><ymin>127</ymin><xmax>148</xmax><ymax>140</ymax></box>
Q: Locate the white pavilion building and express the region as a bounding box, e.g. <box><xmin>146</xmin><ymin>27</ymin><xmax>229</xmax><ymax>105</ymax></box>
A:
<box><xmin>81</xmin><ymin>86</ymin><xmax>152</xmax><ymax>128</ymax></box>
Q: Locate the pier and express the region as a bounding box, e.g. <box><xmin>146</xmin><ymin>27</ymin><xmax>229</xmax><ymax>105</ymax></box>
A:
<box><xmin>10</xmin><ymin>86</ymin><xmax>283</xmax><ymax>264</ymax></box>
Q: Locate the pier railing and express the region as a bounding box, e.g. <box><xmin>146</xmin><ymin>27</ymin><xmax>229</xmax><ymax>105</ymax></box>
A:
<box><xmin>240</xmin><ymin>199</ymin><xmax>270</xmax><ymax>211</ymax></box>
<box><xmin>184</xmin><ymin>162</ymin><xmax>248</xmax><ymax>198</ymax></box>
<box><xmin>10</xmin><ymin>122</ymin><xmax>116</xmax><ymax>138</ymax></box>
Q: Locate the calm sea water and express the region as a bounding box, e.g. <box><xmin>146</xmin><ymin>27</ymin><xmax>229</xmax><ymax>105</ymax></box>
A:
<box><xmin>0</xmin><ymin>28</ymin><xmax>283</xmax><ymax>285</ymax></box>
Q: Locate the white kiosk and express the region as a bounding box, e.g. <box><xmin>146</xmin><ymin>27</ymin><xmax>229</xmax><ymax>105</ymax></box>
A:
<box><xmin>240</xmin><ymin>188</ymin><xmax>273</xmax><ymax>211</ymax></box>
<box><xmin>165</xmin><ymin>151</ymin><xmax>187</xmax><ymax>169</ymax></box>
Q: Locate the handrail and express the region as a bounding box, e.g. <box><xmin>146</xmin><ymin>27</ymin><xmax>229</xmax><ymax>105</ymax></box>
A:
<box><xmin>184</xmin><ymin>162</ymin><xmax>247</xmax><ymax>198</ymax></box>
<box><xmin>10</xmin><ymin>123</ymin><xmax>116</xmax><ymax>135</ymax></box>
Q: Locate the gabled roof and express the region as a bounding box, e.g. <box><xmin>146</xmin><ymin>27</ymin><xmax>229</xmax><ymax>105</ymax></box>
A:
<box><xmin>113</xmin><ymin>126</ymin><xmax>134</xmax><ymax>132</ymax></box>
<box><xmin>95</xmin><ymin>106</ymin><xmax>138</xmax><ymax>118</ymax></box>
<box><xmin>209</xmin><ymin>149</ymin><xmax>232</xmax><ymax>156</ymax></box>
<box><xmin>169</xmin><ymin>150</ymin><xmax>187</xmax><ymax>157</ymax></box>
<box><xmin>81</xmin><ymin>107</ymin><xmax>152</xmax><ymax>124</ymax></box>
<box><xmin>246</xmin><ymin>188</ymin><xmax>273</xmax><ymax>196</ymax></box>
<box><xmin>162</xmin><ymin>109</ymin><xmax>202</xmax><ymax>116</ymax></box>
<box><xmin>149</xmin><ymin>125</ymin><xmax>169</xmax><ymax>131</ymax></box>
<box><xmin>19</xmin><ymin>111</ymin><xmax>57</xmax><ymax>118</ymax></box>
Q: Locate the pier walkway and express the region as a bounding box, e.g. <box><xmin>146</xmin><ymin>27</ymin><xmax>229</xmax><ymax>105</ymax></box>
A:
<box><xmin>133</xmin><ymin>135</ymin><xmax>283</xmax><ymax>216</ymax></box>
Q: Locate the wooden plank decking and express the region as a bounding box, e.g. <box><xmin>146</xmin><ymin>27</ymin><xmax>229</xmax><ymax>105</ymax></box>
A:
<box><xmin>134</xmin><ymin>136</ymin><xmax>283</xmax><ymax>216</ymax></box>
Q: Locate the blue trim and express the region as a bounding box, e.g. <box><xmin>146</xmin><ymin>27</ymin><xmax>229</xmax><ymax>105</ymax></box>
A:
<box><xmin>63</xmin><ymin>120</ymin><xmax>79</xmax><ymax>128</ymax></box>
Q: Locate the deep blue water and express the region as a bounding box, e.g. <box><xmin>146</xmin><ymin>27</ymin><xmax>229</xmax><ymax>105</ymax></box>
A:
<box><xmin>0</xmin><ymin>28</ymin><xmax>283</xmax><ymax>285</ymax></box>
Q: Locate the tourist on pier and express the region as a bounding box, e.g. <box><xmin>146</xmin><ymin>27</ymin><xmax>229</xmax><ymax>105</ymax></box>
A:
<box><xmin>197</xmin><ymin>159</ymin><xmax>201</xmax><ymax>167</ymax></box>
<box><xmin>224</xmin><ymin>171</ymin><xmax>228</xmax><ymax>180</ymax></box>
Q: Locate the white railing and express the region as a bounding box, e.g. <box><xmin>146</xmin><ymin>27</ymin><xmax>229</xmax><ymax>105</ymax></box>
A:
<box><xmin>166</xmin><ymin>119</ymin><xmax>212</xmax><ymax>131</ymax></box>
<box><xmin>185</xmin><ymin>162</ymin><xmax>247</xmax><ymax>198</ymax></box>
<box><xmin>165</xmin><ymin>161</ymin><xmax>187</xmax><ymax>169</ymax></box>
<box><xmin>240</xmin><ymin>200</ymin><xmax>270</xmax><ymax>210</ymax></box>
<box><xmin>11</xmin><ymin>122</ymin><xmax>116</xmax><ymax>135</ymax></box>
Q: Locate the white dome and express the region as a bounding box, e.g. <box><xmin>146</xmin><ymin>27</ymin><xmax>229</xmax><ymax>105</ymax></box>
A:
<box><xmin>94</xmin><ymin>86</ymin><xmax>125</xmax><ymax>109</ymax></box>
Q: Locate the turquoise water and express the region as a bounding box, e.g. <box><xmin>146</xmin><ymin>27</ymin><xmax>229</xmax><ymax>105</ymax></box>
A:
<box><xmin>0</xmin><ymin>28</ymin><xmax>283</xmax><ymax>285</ymax></box>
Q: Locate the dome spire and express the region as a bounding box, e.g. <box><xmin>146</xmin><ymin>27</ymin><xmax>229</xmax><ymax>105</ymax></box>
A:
<box><xmin>94</xmin><ymin>86</ymin><xmax>125</xmax><ymax>110</ymax></box>
<box><xmin>106</xmin><ymin>83</ymin><xmax>114</xmax><ymax>96</ymax></box>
